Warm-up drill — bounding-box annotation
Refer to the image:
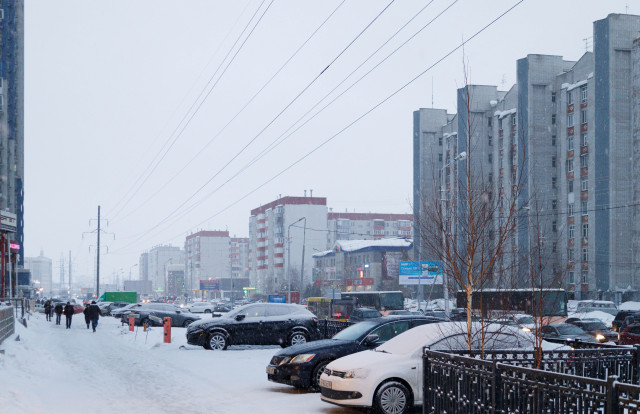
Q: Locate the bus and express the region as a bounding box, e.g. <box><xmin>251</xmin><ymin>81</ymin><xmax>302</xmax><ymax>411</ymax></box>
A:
<box><xmin>306</xmin><ymin>297</ymin><xmax>332</xmax><ymax>319</ymax></box>
<box><xmin>456</xmin><ymin>288</ymin><xmax>568</xmax><ymax>320</ymax></box>
<box><xmin>340</xmin><ymin>291</ymin><xmax>404</xmax><ymax>315</ymax></box>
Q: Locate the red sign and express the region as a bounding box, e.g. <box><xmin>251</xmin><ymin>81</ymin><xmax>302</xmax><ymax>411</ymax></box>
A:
<box><xmin>289</xmin><ymin>291</ymin><xmax>300</xmax><ymax>304</ymax></box>
<box><xmin>346</xmin><ymin>278</ymin><xmax>374</xmax><ymax>286</ymax></box>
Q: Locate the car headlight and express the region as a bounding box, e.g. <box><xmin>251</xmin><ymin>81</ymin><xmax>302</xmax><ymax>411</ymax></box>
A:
<box><xmin>596</xmin><ymin>334</ymin><xmax>605</xmax><ymax>342</ymax></box>
<box><xmin>521</xmin><ymin>327</ymin><xmax>531</xmax><ymax>332</ymax></box>
<box><xmin>343</xmin><ymin>368</ymin><xmax>370</xmax><ymax>379</ymax></box>
<box><xmin>289</xmin><ymin>354</ymin><xmax>315</xmax><ymax>364</ymax></box>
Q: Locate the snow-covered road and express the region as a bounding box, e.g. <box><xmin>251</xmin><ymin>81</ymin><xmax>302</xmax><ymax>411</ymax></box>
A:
<box><xmin>0</xmin><ymin>312</ymin><xmax>363</xmax><ymax>414</ymax></box>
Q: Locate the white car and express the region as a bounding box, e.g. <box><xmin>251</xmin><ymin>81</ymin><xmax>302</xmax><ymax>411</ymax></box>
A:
<box><xmin>319</xmin><ymin>322</ymin><xmax>550</xmax><ymax>414</ymax></box>
<box><xmin>187</xmin><ymin>302</ymin><xmax>215</xmax><ymax>314</ymax></box>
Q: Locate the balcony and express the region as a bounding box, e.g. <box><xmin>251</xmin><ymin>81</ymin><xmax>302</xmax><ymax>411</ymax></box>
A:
<box><xmin>568</xmin><ymin>216</ymin><xmax>575</xmax><ymax>225</ymax></box>
<box><xmin>582</xmin><ymin>262</ymin><xmax>589</xmax><ymax>270</ymax></box>
<box><xmin>499</xmin><ymin>129</ymin><xmax>504</xmax><ymax>137</ymax></box>
<box><xmin>580</xmin><ymin>145</ymin><xmax>589</xmax><ymax>155</ymax></box>
<box><xmin>568</xmin><ymin>238</ymin><xmax>575</xmax><ymax>247</ymax></box>
<box><xmin>581</xmin><ymin>190</ymin><xmax>588</xmax><ymax>201</ymax></box>
<box><xmin>582</xmin><ymin>237</ymin><xmax>588</xmax><ymax>247</ymax></box>
<box><xmin>581</xmin><ymin>167</ymin><xmax>588</xmax><ymax>177</ymax></box>
<box><xmin>581</xmin><ymin>283</ymin><xmax>589</xmax><ymax>292</ymax></box>
<box><xmin>511</xmin><ymin>125</ymin><xmax>517</xmax><ymax>134</ymax></box>
<box><xmin>568</xmin><ymin>103</ymin><xmax>574</xmax><ymax>113</ymax></box>
<box><xmin>581</xmin><ymin>215</ymin><xmax>588</xmax><ymax>223</ymax></box>
<box><xmin>568</xmin><ymin>126</ymin><xmax>575</xmax><ymax>136</ymax></box>
<box><xmin>581</xmin><ymin>123</ymin><xmax>588</xmax><ymax>132</ymax></box>
<box><xmin>568</xmin><ymin>149</ymin><xmax>574</xmax><ymax>158</ymax></box>
<box><xmin>568</xmin><ymin>171</ymin><xmax>574</xmax><ymax>180</ymax></box>
<box><xmin>580</xmin><ymin>102</ymin><xmax>588</xmax><ymax>109</ymax></box>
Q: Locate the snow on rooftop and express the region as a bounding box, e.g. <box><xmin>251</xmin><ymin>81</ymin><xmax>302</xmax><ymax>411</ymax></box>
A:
<box><xmin>561</xmin><ymin>78</ymin><xmax>588</xmax><ymax>91</ymax></box>
<box><xmin>443</xmin><ymin>132</ymin><xmax>457</xmax><ymax>138</ymax></box>
<box><xmin>335</xmin><ymin>237</ymin><xmax>412</xmax><ymax>252</ymax></box>
<box><xmin>494</xmin><ymin>108</ymin><xmax>516</xmax><ymax>119</ymax></box>
<box><xmin>489</xmin><ymin>100</ymin><xmax>498</xmax><ymax>107</ymax></box>
<box><xmin>312</xmin><ymin>249</ymin><xmax>334</xmax><ymax>258</ymax></box>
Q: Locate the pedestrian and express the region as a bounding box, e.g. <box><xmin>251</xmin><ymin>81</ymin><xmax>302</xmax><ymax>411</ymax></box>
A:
<box><xmin>83</xmin><ymin>303</ymin><xmax>91</xmax><ymax>329</ymax></box>
<box><xmin>88</xmin><ymin>301</ymin><xmax>101</xmax><ymax>332</ymax></box>
<box><xmin>54</xmin><ymin>302</ymin><xmax>63</xmax><ymax>325</ymax></box>
<box><xmin>63</xmin><ymin>302</ymin><xmax>74</xmax><ymax>329</ymax></box>
<box><xmin>44</xmin><ymin>300</ymin><xmax>52</xmax><ymax>322</ymax></box>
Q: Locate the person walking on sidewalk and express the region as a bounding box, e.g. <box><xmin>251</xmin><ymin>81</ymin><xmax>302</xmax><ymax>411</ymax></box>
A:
<box><xmin>87</xmin><ymin>301</ymin><xmax>101</xmax><ymax>332</ymax></box>
<box><xmin>83</xmin><ymin>303</ymin><xmax>91</xmax><ymax>329</ymax></box>
<box><xmin>44</xmin><ymin>300</ymin><xmax>52</xmax><ymax>322</ymax></box>
<box><xmin>63</xmin><ymin>302</ymin><xmax>74</xmax><ymax>329</ymax></box>
<box><xmin>54</xmin><ymin>302</ymin><xmax>63</xmax><ymax>325</ymax></box>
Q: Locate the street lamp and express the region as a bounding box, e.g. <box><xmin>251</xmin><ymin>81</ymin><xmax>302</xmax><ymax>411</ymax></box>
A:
<box><xmin>287</xmin><ymin>217</ymin><xmax>305</xmax><ymax>303</ymax></box>
<box><xmin>441</xmin><ymin>151</ymin><xmax>467</xmax><ymax>317</ymax></box>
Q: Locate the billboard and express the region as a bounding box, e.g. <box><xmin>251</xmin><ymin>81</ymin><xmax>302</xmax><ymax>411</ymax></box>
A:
<box><xmin>399</xmin><ymin>261</ymin><xmax>443</xmax><ymax>285</ymax></box>
<box><xmin>0</xmin><ymin>211</ymin><xmax>16</xmax><ymax>232</ymax></box>
<box><xmin>199</xmin><ymin>280</ymin><xmax>220</xmax><ymax>291</ymax></box>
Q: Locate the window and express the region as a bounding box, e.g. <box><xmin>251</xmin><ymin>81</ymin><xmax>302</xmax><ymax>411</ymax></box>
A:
<box><xmin>439</xmin><ymin>136</ymin><xmax>443</xmax><ymax>146</ymax></box>
<box><xmin>580</xmin><ymin>109</ymin><xmax>587</xmax><ymax>124</ymax></box>
<box><xmin>567</xmin><ymin>159</ymin><xmax>574</xmax><ymax>172</ymax></box>
<box><xmin>568</xmin><ymin>136</ymin><xmax>574</xmax><ymax>150</ymax></box>
<box><xmin>511</xmin><ymin>116</ymin><xmax>516</xmax><ymax>126</ymax></box>
<box><xmin>582</xmin><ymin>201</ymin><xmax>588</xmax><ymax>215</ymax></box>
<box><xmin>580</xmin><ymin>154</ymin><xmax>588</xmax><ymax>168</ymax></box>
<box><xmin>488</xmin><ymin>117</ymin><xmax>492</xmax><ymax>127</ymax></box>
<box><xmin>568</xmin><ymin>181</ymin><xmax>574</xmax><ymax>193</ymax></box>
<box><xmin>552</xmin><ymin>156</ymin><xmax>556</xmax><ymax>167</ymax></box>
<box><xmin>582</xmin><ymin>248</ymin><xmax>589</xmax><ymax>262</ymax></box>
<box><xmin>499</xmin><ymin>176</ymin><xmax>504</xmax><ymax>188</ymax></box>
<box><xmin>552</xmin><ymin>114</ymin><xmax>556</xmax><ymax>124</ymax></box>
<box><xmin>569</xmin><ymin>225</ymin><xmax>575</xmax><ymax>239</ymax></box>
<box><xmin>567</xmin><ymin>90</ymin><xmax>573</xmax><ymax>105</ymax></box>
<box><xmin>552</xmin><ymin>242</ymin><xmax>557</xmax><ymax>253</ymax></box>
<box><xmin>568</xmin><ymin>249</ymin><xmax>575</xmax><ymax>262</ymax></box>
<box><xmin>581</xmin><ymin>85</ymin><xmax>587</xmax><ymax>103</ymax></box>
<box><xmin>581</xmin><ymin>179</ymin><xmax>588</xmax><ymax>191</ymax></box>
<box><xmin>438</xmin><ymin>153</ymin><xmax>443</xmax><ymax>162</ymax></box>
<box><xmin>488</xmin><ymin>173</ymin><xmax>493</xmax><ymax>183</ymax></box>
<box><xmin>552</xmin><ymin>177</ymin><xmax>557</xmax><ymax>189</ymax></box>
<box><xmin>568</xmin><ymin>203</ymin><xmax>574</xmax><ymax>216</ymax></box>
<box><xmin>581</xmin><ymin>270</ymin><xmax>588</xmax><ymax>283</ymax></box>
<box><xmin>552</xmin><ymin>221</ymin><xmax>557</xmax><ymax>232</ymax></box>
<box><xmin>488</xmin><ymin>135</ymin><xmax>492</xmax><ymax>146</ymax></box>
<box><xmin>551</xmin><ymin>92</ymin><xmax>556</xmax><ymax>103</ymax></box>
<box><xmin>569</xmin><ymin>271</ymin><xmax>575</xmax><ymax>283</ymax></box>
<box><xmin>552</xmin><ymin>135</ymin><xmax>556</xmax><ymax>146</ymax></box>
<box><xmin>567</xmin><ymin>114</ymin><xmax>574</xmax><ymax>127</ymax></box>
<box><xmin>498</xmin><ymin>118</ymin><xmax>503</xmax><ymax>130</ymax></box>
<box><xmin>499</xmin><ymin>157</ymin><xmax>503</xmax><ymax>169</ymax></box>
<box><xmin>488</xmin><ymin>154</ymin><xmax>493</xmax><ymax>164</ymax></box>
<box><xmin>582</xmin><ymin>223</ymin><xmax>589</xmax><ymax>238</ymax></box>
<box><xmin>581</xmin><ymin>132</ymin><xmax>588</xmax><ymax>147</ymax></box>
<box><xmin>552</xmin><ymin>199</ymin><xmax>557</xmax><ymax>210</ymax></box>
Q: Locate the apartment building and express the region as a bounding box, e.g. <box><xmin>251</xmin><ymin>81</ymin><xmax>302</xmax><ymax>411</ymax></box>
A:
<box><xmin>142</xmin><ymin>245</ymin><xmax>184</xmax><ymax>295</ymax></box>
<box><xmin>327</xmin><ymin>212</ymin><xmax>413</xmax><ymax>246</ymax></box>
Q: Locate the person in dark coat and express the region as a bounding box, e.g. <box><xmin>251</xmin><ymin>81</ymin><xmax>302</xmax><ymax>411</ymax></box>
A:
<box><xmin>63</xmin><ymin>302</ymin><xmax>74</xmax><ymax>329</ymax></box>
<box><xmin>83</xmin><ymin>303</ymin><xmax>91</xmax><ymax>329</ymax></box>
<box><xmin>87</xmin><ymin>301</ymin><xmax>101</xmax><ymax>332</ymax></box>
<box><xmin>54</xmin><ymin>302</ymin><xmax>63</xmax><ymax>325</ymax></box>
<box><xmin>44</xmin><ymin>300</ymin><xmax>52</xmax><ymax>322</ymax></box>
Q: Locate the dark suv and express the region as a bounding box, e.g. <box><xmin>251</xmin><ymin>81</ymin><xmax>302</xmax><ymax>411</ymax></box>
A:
<box><xmin>266</xmin><ymin>315</ymin><xmax>439</xmax><ymax>390</ymax></box>
<box><xmin>186</xmin><ymin>303</ymin><xmax>321</xmax><ymax>350</ymax></box>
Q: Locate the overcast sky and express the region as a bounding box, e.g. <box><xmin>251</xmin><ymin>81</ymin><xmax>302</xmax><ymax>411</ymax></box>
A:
<box><xmin>24</xmin><ymin>0</ymin><xmax>638</xmax><ymax>287</ymax></box>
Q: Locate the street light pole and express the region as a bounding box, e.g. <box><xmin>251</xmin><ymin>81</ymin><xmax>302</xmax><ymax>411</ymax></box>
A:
<box><xmin>287</xmin><ymin>217</ymin><xmax>305</xmax><ymax>303</ymax></box>
<box><xmin>300</xmin><ymin>217</ymin><xmax>307</xmax><ymax>297</ymax></box>
<box><xmin>441</xmin><ymin>151</ymin><xmax>467</xmax><ymax>317</ymax></box>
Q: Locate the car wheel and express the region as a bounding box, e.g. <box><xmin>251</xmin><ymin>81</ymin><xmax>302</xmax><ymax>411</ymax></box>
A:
<box><xmin>204</xmin><ymin>309</ymin><xmax>211</xmax><ymax>314</ymax></box>
<box><xmin>208</xmin><ymin>332</ymin><xmax>228</xmax><ymax>350</ymax></box>
<box><xmin>288</xmin><ymin>331</ymin><xmax>309</xmax><ymax>347</ymax></box>
<box><xmin>374</xmin><ymin>381</ymin><xmax>411</xmax><ymax>414</ymax></box>
<box><xmin>183</xmin><ymin>319</ymin><xmax>193</xmax><ymax>327</ymax></box>
<box><xmin>310</xmin><ymin>361</ymin><xmax>330</xmax><ymax>391</ymax></box>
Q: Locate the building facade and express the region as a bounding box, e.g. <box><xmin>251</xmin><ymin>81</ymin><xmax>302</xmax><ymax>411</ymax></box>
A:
<box><xmin>326</xmin><ymin>212</ymin><xmax>413</xmax><ymax>246</ymax></box>
<box><xmin>248</xmin><ymin>196</ymin><xmax>328</xmax><ymax>296</ymax></box>
<box><xmin>24</xmin><ymin>250</ymin><xmax>52</xmax><ymax>296</ymax></box>
<box><xmin>142</xmin><ymin>245</ymin><xmax>184</xmax><ymax>295</ymax></box>
<box><xmin>185</xmin><ymin>230</ymin><xmax>232</xmax><ymax>294</ymax></box>
<box><xmin>230</xmin><ymin>237</ymin><xmax>249</xmax><ymax>280</ymax></box>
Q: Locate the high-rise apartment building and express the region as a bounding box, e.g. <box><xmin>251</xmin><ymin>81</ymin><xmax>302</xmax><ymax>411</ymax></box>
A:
<box><xmin>24</xmin><ymin>250</ymin><xmax>52</xmax><ymax>296</ymax></box>
<box><xmin>141</xmin><ymin>245</ymin><xmax>184</xmax><ymax>295</ymax></box>
<box><xmin>414</xmin><ymin>13</ymin><xmax>640</xmax><ymax>300</ymax></box>
<box><xmin>248</xmin><ymin>196</ymin><xmax>328</xmax><ymax>296</ymax></box>
<box><xmin>185</xmin><ymin>230</ymin><xmax>232</xmax><ymax>289</ymax></box>
<box><xmin>230</xmin><ymin>237</ymin><xmax>249</xmax><ymax>280</ymax></box>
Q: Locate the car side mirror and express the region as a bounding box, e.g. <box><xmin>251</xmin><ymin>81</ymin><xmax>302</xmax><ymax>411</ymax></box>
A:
<box><xmin>235</xmin><ymin>314</ymin><xmax>246</xmax><ymax>321</ymax></box>
<box><xmin>364</xmin><ymin>334</ymin><xmax>379</xmax><ymax>346</ymax></box>
<box><xmin>176</xmin><ymin>310</ymin><xmax>181</xmax><ymax>314</ymax></box>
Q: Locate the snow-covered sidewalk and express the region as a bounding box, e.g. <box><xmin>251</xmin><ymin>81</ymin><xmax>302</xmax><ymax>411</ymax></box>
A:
<box><xmin>0</xmin><ymin>313</ymin><xmax>356</xmax><ymax>414</ymax></box>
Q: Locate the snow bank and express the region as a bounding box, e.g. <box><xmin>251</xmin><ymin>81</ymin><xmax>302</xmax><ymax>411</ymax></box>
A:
<box><xmin>619</xmin><ymin>301</ymin><xmax>640</xmax><ymax>311</ymax></box>
<box><xmin>568</xmin><ymin>310</ymin><xmax>615</xmax><ymax>326</ymax></box>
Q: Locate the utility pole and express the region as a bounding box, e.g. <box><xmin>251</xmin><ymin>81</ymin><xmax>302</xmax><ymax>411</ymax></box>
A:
<box><xmin>68</xmin><ymin>250</ymin><xmax>72</xmax><ymax>294</ymax></box>
<box><xmin>97</xmin><ymin>205</ymin><xmax>101</xmax><ymax>298</ymax></box>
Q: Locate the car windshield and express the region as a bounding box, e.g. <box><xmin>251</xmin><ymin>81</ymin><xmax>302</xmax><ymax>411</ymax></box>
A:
<box><xmin>332</xmin><ymin>320</ymin><xmax>381</xmax><ymax>341</ymax></box>
<box><xmin>516</xmin><ymin>316</ymin><xmax>535</xmax><ymax>324</ymax></box>
<box><xmin>556</xmin><ymin>325</ymin><xmax>585</xmax><ymax>335</ymax></box>
<box><xmin>581</xmin><ymin>321</ymin><xmax>607</xmax><ymax>331</ymax></box>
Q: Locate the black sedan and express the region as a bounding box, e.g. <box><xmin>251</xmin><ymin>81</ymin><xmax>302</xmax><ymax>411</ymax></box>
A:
<box><xmin>266</xmin><ymin>315</ymin><xmax>440</xmax><ymax>390</ymax></box>
<box><xmin>120</xmin><ymin>303</ymin><xmax>201</xmax><ymax>327</ymax></box>
<box><xmin>567</xmin><ymin>319</ymin><xmax>618</xmax><ymax>343</ymax></box>
<box><xmin>540</xmin><ymin>323</ymin><xmax>599</xmax><ymax>343</ymax></box>
<box><xmin>186</xmin><ymin>303</ymin><xmax>322</xmax><ymax>350</ymax></box>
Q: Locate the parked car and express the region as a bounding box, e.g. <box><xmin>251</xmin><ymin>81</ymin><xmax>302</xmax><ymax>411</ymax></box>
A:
<box><xmin>567</xmin><ymin>319</ymin><xmax>618</xmax><ymax>343</ymax></box>
<box><xmin>319</xmin><ymin>322</ymin><xmax>542</xmax><ymax>414</ymax></box>
<box><xmin>98</xmin><ymin>301</ymin><xmax>131</xmax><ymax>316</ymax></box>
<box><xmin>421</xmin><ymin>310</ymin><xmax>447</xmax><ymax>319</ymax></box>
<box><xmin>111</xmin><ymin>303</ymin><xmax>140</xmax><ymax>318</ymax></box>
<box><xmin>266</xmin><ymin>315</ymin><xmax>441</xmax><ymax>390</ymax></box>
<box><xmin>120</xmin><ymin>303</ymin><xmax>199</xmax><ymax>327</ymax></box>
<box><xmin>492</xmin><ymin>313</ymin><xmax>536</xmax><ymax>332</ymax></box>
<box><xmin>618</xmin><ymin>323</ymin><xmax>640</xmax><ymax>345</ymax></box>
<box><xmin>540</xmin><ymin>323</ymin><xmax>598</xmax><ymax>343</ymax></box>
<box><xmin>574</xmin><ymin>300</ymin><xmax>618</xmax><ymax>316</ymax></box>
<box><xmin>385</xmin><ymin>310</ymin><xmax>424</xmax><ymax>316</ymax></box>
<box><xmin>188</xmin><ymin>302</ymin><xmax>215</xmax><ymax>314</ymax></box>
<box><xmin>348</xmin><ymin>308</ymin><xmax>382</xmax><ymax>322</ymax></box>
<box><xmin>186</xmin><ymin>303</ymin><xmax>321</xmax><ymax>350</ymax></box>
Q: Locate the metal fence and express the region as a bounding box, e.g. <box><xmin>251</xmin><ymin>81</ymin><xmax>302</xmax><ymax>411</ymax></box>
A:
<box><xmin>319</xmin><ymin>319</ymin><xmax>352</xmax><ymax>339</ymax></box>
<box><xmin>0</xmin><ymin>305</ymin><xmax>15</xmax><ymax>345</ymax></box>
<box><xmin>423</xmin><ymin>346</ymin><xmax>640</xmax><ymax>414</ymax></box>
<box><xmin>0</xmin><ymin>297</ymin><xmax>28</xmax><ymax>319</ymax></box>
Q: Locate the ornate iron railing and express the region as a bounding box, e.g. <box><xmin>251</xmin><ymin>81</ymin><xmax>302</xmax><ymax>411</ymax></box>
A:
<box><xmin>319</xmin><ymin>319</ymin><xmax>352</xmax><ymax>339</ymax></box>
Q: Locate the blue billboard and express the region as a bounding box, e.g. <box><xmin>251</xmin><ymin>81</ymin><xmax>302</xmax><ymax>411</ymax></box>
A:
<box><xmin>398</xmin><ymin>261</ymin><xmax>443</xmax><ymax>285</ymax></box>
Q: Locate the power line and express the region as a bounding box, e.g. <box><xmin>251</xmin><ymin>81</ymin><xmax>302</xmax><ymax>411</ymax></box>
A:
<box><xmin>110</xmin><ymin>0</ymin><xmax>526</xmax><ymax>255</ymax></box>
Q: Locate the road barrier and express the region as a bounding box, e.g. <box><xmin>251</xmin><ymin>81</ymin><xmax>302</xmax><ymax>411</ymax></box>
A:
<box><xmin>422</xmin><ymin>345</ymin><xmax>640</xmax><ymax>413</ymax></box>
<box><xmin>163</xmin><ymin>317</ymin><xmax>171</xmax><ymax>343</ymax></box>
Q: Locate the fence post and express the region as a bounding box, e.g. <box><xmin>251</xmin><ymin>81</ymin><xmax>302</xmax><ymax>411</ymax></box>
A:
<box><xmin>423</xmin><ymin>347</ymin><xmax>429</xmax><ymax>414</ymax></box>
<box><xmin>633</xmin><ymin>346</ymin><xmax>640</xmax><ymax>384</ymax></box>
<box><xmin>493</xmin><ymin>361</ymin><xmax>502</xmax><ymax>412</ymax></box>
<box><xmin>606</xmin><ymin>375</ymin><xmax>619</xmax><ymax>414</ymax></box>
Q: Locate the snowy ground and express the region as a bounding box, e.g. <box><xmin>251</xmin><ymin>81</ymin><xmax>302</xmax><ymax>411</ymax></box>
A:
<box><xmin>0</xmin><ymin>312</ymin><xmax>375</xmax><ymax>414</ymax></box>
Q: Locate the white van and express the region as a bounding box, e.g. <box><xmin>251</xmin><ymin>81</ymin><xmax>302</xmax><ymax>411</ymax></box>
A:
<box><xmin>575</xmin><ymin>300</ymin><xmax>617</xmax><ymax>316</ymax></box>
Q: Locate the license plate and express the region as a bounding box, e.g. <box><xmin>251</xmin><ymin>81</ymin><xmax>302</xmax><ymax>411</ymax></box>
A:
<box><xmin>266</xmin><ymin>366</ymin><xmax>276</xmax><ymax>375</ymax></box>
<box><xmin>319</xmin><ymin>378</ymin><xmax>332</xmax><ymax>389</ymax></box>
